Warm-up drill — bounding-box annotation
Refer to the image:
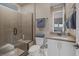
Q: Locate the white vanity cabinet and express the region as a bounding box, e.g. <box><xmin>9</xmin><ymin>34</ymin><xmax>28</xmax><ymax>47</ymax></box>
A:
<box><xmin>60</xmin><ymin>41</ymin><xmax>76</xmax><ymax>56</ymax></box>
<box><xmin>47</xmin><ymin>39</ymin><xmax>59</xmax><ymax>56</ymax></box>
<box><xmin>47</xmin><ymin>39</ymin><xmax>76</xmax><ymax>56</ymax></box>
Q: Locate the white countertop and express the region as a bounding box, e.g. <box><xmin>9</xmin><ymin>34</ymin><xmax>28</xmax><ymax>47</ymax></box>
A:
<box><xmin>46</xmin><ymin>34</ymin><xmax>75</xmax><ymax>42</ymax></box>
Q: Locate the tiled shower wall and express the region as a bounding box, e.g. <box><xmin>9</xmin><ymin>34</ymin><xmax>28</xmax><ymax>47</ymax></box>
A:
<box><xmin>0</xmin><ymin>4</ymin><xmax>33</xmax><ymax>47</ymax></box>
<box><xmin>0</xmin><ymin>5</ymin><xmax>18</xmax><ymax>46</ymax></box>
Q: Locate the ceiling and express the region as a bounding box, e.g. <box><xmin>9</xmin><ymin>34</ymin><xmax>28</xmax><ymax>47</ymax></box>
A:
<box><xmin>50</xmin><ymin>3</ymin><xmax>63</xmax><ymax>7</ymax></box>
<box><xmin>16</xmin><ymin>3</ymin><xmax>63</xmax><ymax>7</ymax></box>
<box><xmin>17</xmin><ymin>3</ymin><xmax>30</xmax><ymax>7</ymax></box>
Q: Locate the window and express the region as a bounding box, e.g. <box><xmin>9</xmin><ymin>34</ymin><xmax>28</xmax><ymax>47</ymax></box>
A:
<box><xmin>52</xmin><ymin>7</ymin><xmax>64</xmax><ymax>33</ymax></box>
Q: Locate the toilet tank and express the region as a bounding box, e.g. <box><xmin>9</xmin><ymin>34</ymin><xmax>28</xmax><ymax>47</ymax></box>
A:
<box><xmin>35</xmin><ymin>37</ymin><xmax>44</xmax><ymax>46</ymax></box>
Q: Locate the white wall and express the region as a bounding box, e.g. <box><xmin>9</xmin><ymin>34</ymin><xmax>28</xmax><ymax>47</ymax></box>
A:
<box><xmin>20</xmin><ymin>3</ymin><xmax>51</xmax><ymax>36</ymax></box>
<box><xmin>21</xmin><ymin>4</ymin><xmax>35</xmax><ymax>13</ymax></box>
<box><xmin>36</xmin><ymin>3</ymin><xmax>51</xmax><ymax>35</ymax></box>
<box><xmin>36</xmin><ymin>3</ymin><xmax>50</xmax><ymax>18</ymax></box>
<box><xmin>65</xmin><ymin>3</ymin><xmax>74</xmax><ymax>19</ymax></box>
<box><xmin>76</xmin><ymin>3</ymin><xmax>79</xmax><ymax>44</ymax></box>
<box><xmin>75</xmin><ymin>4</ymin><xmax>79</xmax><ymax>56</ymax></box>
<box><xmin>18</xmin><ymin>3</ymin><xmax>76</xmax><ymax>39</ymax></box>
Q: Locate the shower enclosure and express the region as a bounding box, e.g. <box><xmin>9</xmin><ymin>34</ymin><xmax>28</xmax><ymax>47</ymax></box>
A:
<box><xmin>0</xmin><ymin>4</ymin><xmax>34</xmax><ymax>56</ymax></box>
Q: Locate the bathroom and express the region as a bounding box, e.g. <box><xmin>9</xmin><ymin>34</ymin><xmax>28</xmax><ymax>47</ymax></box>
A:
<box><xmin>0</xmin><ymin>3</ymin><xmax>78</xmax><ymax>56</ymax></box>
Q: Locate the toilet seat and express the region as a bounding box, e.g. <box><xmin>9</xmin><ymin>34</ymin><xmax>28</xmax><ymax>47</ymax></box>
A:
<box><xmin>28</xmin><ymin>37</ymin><xmax>44</xmax><ymax>56</ymax></box>
<box><xmin>28</xmin><ymin>45</ymin><xmax>41</xmax><ymax>56</ymax></box>
<box><xmin>29</xmin><ymin>45</ymin><xmax>40</xmax><ymax>52</ymax></box>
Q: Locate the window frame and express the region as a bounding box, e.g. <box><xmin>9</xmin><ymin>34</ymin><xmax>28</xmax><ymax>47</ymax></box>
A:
<box><xmin>52</xmin><ymin>7</ymin><xmax>65</xmax><ymax>33</ymax></box>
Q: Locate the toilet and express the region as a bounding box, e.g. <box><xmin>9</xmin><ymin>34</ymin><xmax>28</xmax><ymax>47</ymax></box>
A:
<box><xmin>28</xmin><ymin>37</ymin><xmax>44</xmax><ymax>56</ymax></box>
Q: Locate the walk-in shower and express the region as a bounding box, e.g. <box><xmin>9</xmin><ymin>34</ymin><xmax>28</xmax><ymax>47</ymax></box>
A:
<box><xmin>0</xmin><ymin>4</ymin><xmax>35</xmax><ymax>56</ymax></box>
